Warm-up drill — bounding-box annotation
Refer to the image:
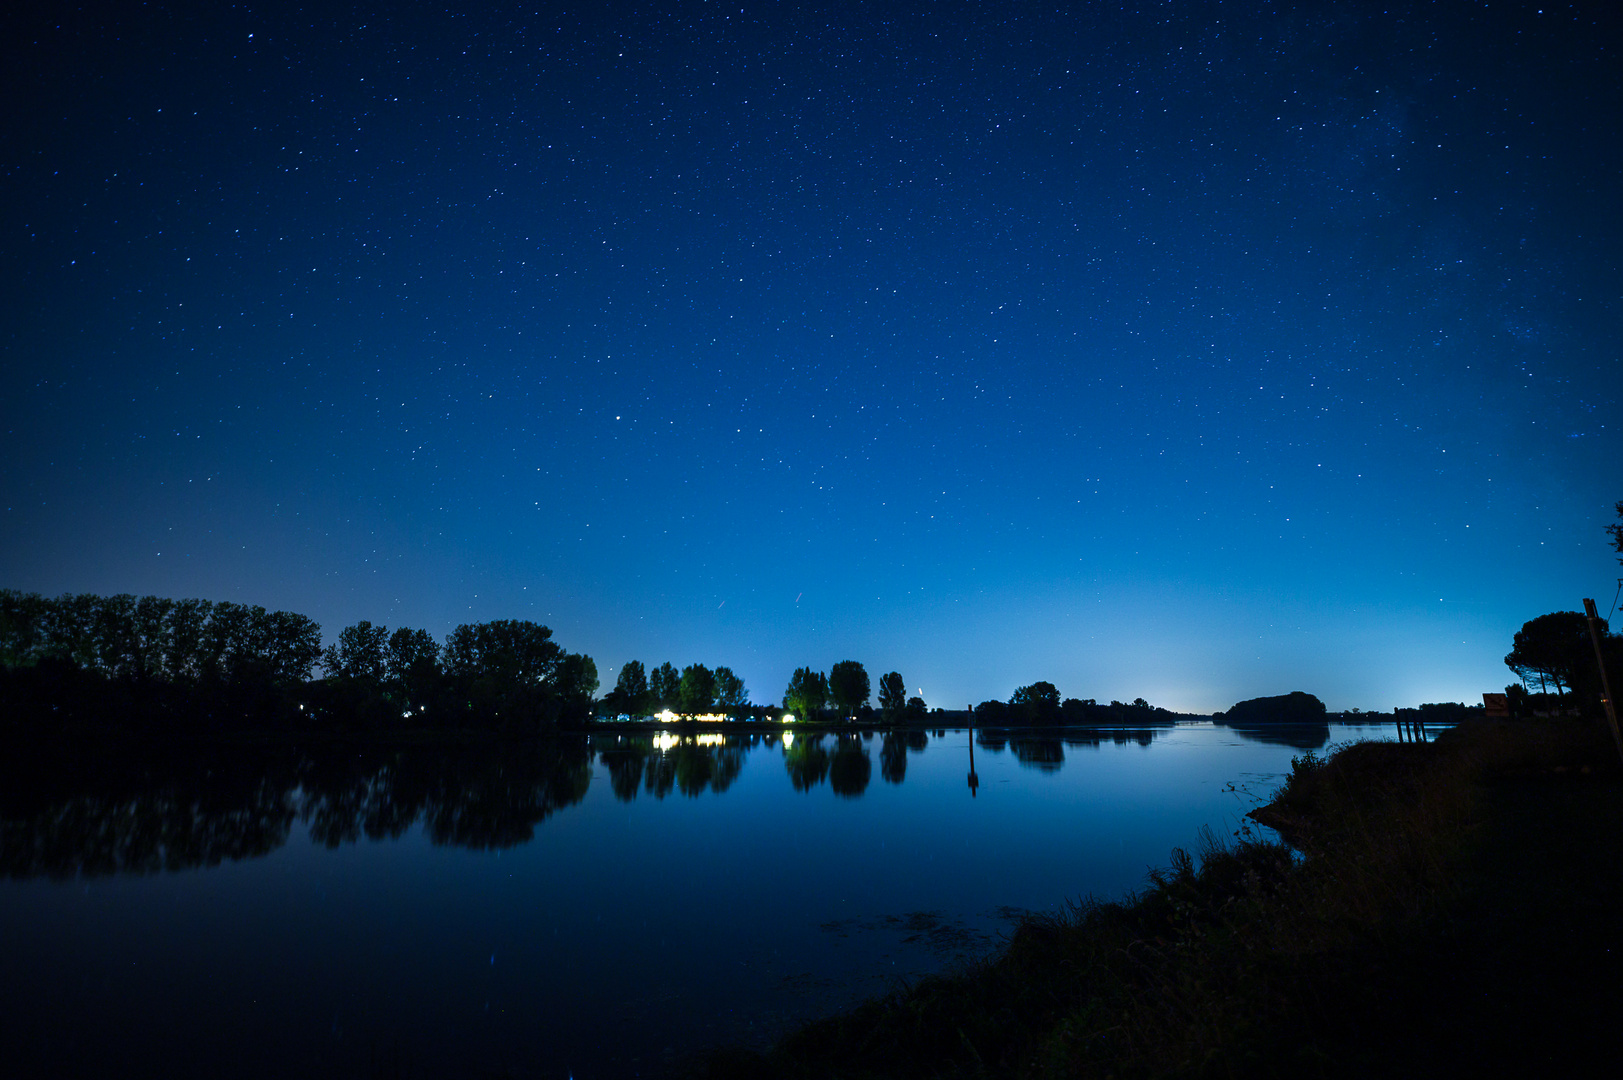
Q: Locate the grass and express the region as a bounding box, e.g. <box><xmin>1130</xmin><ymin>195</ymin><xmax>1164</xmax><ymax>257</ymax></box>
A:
<box><xmin>690</xmin><ymin>718</ymin><xmax>1623</xmax><ymax>1078</ymax></box>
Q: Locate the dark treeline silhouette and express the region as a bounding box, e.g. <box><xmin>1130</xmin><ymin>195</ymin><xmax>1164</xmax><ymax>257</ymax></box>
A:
<box><xmin>597</xmin><ymin>658</ymin><xmax>758</xmax><ymax>718</ymax></box>
<box><xmin>972</xmin><ymin>685</ymin><xmax>1181</xmax><ymax>728</ymax></box>
<box><xmin>775</xmin><ymin>661</ymin><xmax>928</xmax><ymax>723</ymax></box>
<box><xmin>1213</xmin><ymin>691</ymin><xmax>1333</xmax><ymax>748</ymax></box>
<box><xmin>0</xmin><ymin>589</ymin><xmax>599</xmax><ymax>734</ymax></box>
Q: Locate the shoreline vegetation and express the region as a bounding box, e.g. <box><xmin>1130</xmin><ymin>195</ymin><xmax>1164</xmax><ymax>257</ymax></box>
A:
<box><xmin>1</xmin><ymin>589</ymin><xmax>1485</xmax><ymax>742</ymax></box>
<box><xmin>691</xmin><ymin>716</ymin><xmax>1623</xmax><ymax>1079</ymax></box>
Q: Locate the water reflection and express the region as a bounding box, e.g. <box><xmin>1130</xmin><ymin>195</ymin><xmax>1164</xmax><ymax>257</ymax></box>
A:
<box><xmin>0</xmin><ymin>739</ymin><xmax>594</xmax><ymax>878</ymax></box>
<box><xmin>594</xmin><ymin>733</ymin><xmax>747</xmax><ymax>800</ymax></box>
<box><xmin>828</xmin><ymin>737</ymin><xmax>872</xmax><ymax>798</ymax></box>
<box><xmin>785</xmin><ymin>732</ymin><xmax>832</xmax><ymax>791</ymax></box>
<box><xmin>1009</xmin><ymin>736</ymin><xmax>1065</xmax><ymax>772</ymax></box>
<box><xmin>1215</xmin><ymin>721</ymin><xmax>1331</xmax><ymax>749</ymax></box>
<box><xmin>0</xmin><ymin>722</ymin><xmax>1333</xmax><ymax>880</ymax></box>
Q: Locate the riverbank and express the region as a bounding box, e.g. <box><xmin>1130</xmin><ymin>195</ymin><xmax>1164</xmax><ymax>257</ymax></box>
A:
<box><xmin>694</xmin><ymin>717</ymin><xmax>1623</xmax><ymax>1078</ymax></box>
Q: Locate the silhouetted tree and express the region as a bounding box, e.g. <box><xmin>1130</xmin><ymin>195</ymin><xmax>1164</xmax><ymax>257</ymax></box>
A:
<box><xmin>443</xmin><ymin>620</ymin><xmax>562</xmax><ymax>687</ymax></box>
<box><xmin>606</xmin><ymin>660</ymin><xmax>651</xmax><ymax>716</ymax></box>
<box><xmin>384</xmin><ymin>627</ymin><xmax>438</xmax><ymax>683</ymax></box>
<box><xmin>904</xmin><ymin>695</ymin><xmax>928</xmax><ymax>723</ymax></box>
<box><xmin>713</xmin><ymin>665</ymin><xmax>747</xmax><ymax>708</ymax></box>
<box><xmin>262</xmin><ymin>610</ymin><xmax>324</xmax><ymax>685</ymax></box>
<box><xmin>166</xmin><ymin>598</ymin><xmax>212</xmax><ymax>680</ymax></box>
<box><xmin>1609</xmin><ymin>500</ymin><xmax>1623</xmax><ymax>565</ymax></box>
<box><xmin>878</xmin><ymin>671</ymin><xmax>906</xmax><ymax>721</ymax></box>
<box><xmin>131</xmin><ymin>595</ymin><xmax>174</xmax><ymax>680</ymax></box>
<box><xmin>974</xmin><ymin>699</ymin><xmax>1009</xmax><ymax>725</ymax></box>
<box><xmin>1010</xmin><ymin>681</ymin><xmax>1062</xmax><ymax>725</ymax></box>
<box><xmin>650</xmin><ymin>662</ymin><xmax>681</xmax><ymax>710</ymax></box>
<box><xmin>330</xmin><ymin>621</ymin><xmax>389</xmax><ymax>683</ymax></box>
<box><xmin>829</xmin><ymin>660</ymin><xmax>871</xmax><ymax>717</ymax></box>
<box><xmin>555</xmin><ymin>653</ymin><xmax>599</xmax><ymax>723</ymax></box>
<box><xmin>1504</xmin><ymin>612</ymin><xmax>1601</xmax><ymax>697</ymax></box>
<box><xmin>0</xmin><ymin>589</ymin><xmax>48</xmax><ymax>668</ymax></box>
<box><xmin>678</xmin><ymin>663</ymin><xmax>717</xmax><ymax>713</ymax></box>
<box><xmin>784</xmin><ymin>667</ymin><xmax>828</xmax><ymax>721</ymax></box>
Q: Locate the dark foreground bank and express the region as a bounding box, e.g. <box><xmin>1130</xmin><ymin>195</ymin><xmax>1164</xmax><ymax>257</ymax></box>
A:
<box><xmin>690</xmin><ymin>718</ymin><xmax>1623</xmax><ymax>1079</ymax></box>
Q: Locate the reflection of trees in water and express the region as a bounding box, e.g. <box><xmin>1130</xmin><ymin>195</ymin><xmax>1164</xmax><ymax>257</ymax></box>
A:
<box><xmin>878</xmin><ymin>729</ymin><xmax>931</xmax><ymax>785</ymax></box>
<box><xmin>0</xmin><ymin>745</ymin><xmax>302</xmax><ymax>879</ymax></box>
<box><xmin>294</xmin><ymin>742</ymin><xmax>593</xmax><ymax>851</ymax></box>
<box><xmin>1008</xmin><ymin>736</ymin><xmax>1065</xmax><ymax>772</ymax></box>
<box><xmin>0</xmin><ymin>737</ymin><xmax>594</xmax><ymax>877</ymax></box>
<box><xmin>828</xmin><ymin>737</ymin><xmax>871</xmax><ymax>798</ymax></box>
<box><xmin>784</xmin><ymin>733</ymin><xmax>831</xmax><ymax>791</ymax></box>
<box><xmin>589</xmin><ymin>734</ymin><xmax>747</xmax><ymax>801</ymax></box>
<box><xmin>1218</xmin><ymin>722</ymin><xmax>1331</xmax><ymax>749</ymax></box>
<box><xmin>596</xmin><ymin>741</ymin><xmax>651</xmax><ymax>801</ymax></box>
<box><xmin>1061</xmin><ymin>728</ymin><xmax>1164</xmax><ymax>749</ymax></box>
<box><xmin>975</xmin><ymin>730</ymin><xmax>1008</xmax><ymax>752</ymax></box>
<box><xmin>880</xmin><ymin>733</ymin><xmax>908</xmax><ymax>784</ymax></box>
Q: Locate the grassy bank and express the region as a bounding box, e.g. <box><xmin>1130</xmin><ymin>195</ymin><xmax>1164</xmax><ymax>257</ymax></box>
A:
<box><xmin>696</xmin><ymin>719</ymin><xmax>1623</xmax><ymax>1078</ymax></box>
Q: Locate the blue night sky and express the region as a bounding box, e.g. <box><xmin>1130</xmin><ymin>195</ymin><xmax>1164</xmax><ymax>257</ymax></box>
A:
<box><xmin>3</xmin><ymin>1</ymin><xmax>1618</xmax><ymax>713</ymax></box>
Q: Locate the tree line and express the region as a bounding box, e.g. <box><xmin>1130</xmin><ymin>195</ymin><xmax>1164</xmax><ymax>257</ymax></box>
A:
<box><xmin>598</xmin><ymin>659</ymin><xmax>752</xmax><ymax>717</ymax></box>
<box><xmin>0</xmin><ymin>590</ymin><xmax>598</xmax><ymax>732</ymax></box>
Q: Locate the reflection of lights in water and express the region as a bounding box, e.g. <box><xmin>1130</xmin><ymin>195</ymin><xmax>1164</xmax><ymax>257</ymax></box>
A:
<box><xmin>652</xmin><ymin>731</ymin><xmax>729</xmax><ymax>751</ymax></box>
<box><xmin>782</xmin><ymin>731</ymin><xmax>794</xmax><ymax>748</ymax></box>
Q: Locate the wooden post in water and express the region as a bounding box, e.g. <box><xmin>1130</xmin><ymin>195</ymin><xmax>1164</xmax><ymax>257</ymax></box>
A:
<box><xmin>967</xmin><ymin>705</ymin><xmax>979</xmax><ymax>798</ymax></box>
<box><xmin>1582</xmin><ymin>598</ymin><xmax>1623</xmax><ymax>767</ymax></box>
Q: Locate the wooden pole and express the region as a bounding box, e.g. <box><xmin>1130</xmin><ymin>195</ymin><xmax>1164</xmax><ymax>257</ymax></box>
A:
<box><xmin>1582</xmin><ymin>598</ymin><xmax>1623</xmax><ymax>767</ymax></box>
<box><xmin>967</xmin><ymin>706</ymin><xmax>979</xmax><ymax>799</ymax></box>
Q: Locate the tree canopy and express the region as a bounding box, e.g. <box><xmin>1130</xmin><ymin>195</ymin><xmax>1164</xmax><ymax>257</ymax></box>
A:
<box><xmin>829</xmin><ymin>660</ymin><xmax>871</xmax><ymax>716</ymax></box>
<box><xmin>877</xmin><ymin>671</ymin><xmax>906</xmax><ymax>719</ymax></box>
<box><xmin>1504</xmin><ymin>611</ymin><xmax>1604</xmax><ymax>697</ymax></box>
<box><xmin>784</xmin><ymin>667</ymin><xmax>829</xmax><ymax>721</ymax></box>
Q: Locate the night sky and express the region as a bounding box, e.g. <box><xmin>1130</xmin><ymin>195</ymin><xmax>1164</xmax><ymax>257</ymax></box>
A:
<box><xmin>3</xmin><ymin>1</ymin><xmax>1618</xmax><ymax>712</ymax></box>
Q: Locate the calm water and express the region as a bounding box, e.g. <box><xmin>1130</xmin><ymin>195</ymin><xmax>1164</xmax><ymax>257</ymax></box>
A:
<box><xmin>1</xmin><ymin>721</ymin><xmax>1398</xmax><ymax>1078</ymax></box>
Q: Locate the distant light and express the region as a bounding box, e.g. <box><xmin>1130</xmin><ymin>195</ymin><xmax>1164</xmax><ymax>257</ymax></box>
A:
<box><xmin>782</xmin><ymin>713</ymin><xmax>794</xmax><ymax>723</ymax></box>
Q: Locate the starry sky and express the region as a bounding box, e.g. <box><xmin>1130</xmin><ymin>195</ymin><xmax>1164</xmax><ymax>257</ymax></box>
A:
<box><xmin>3</xmin><ymin>1</ymin><xmax>1619</xmax><ymax>712</ymax></box>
